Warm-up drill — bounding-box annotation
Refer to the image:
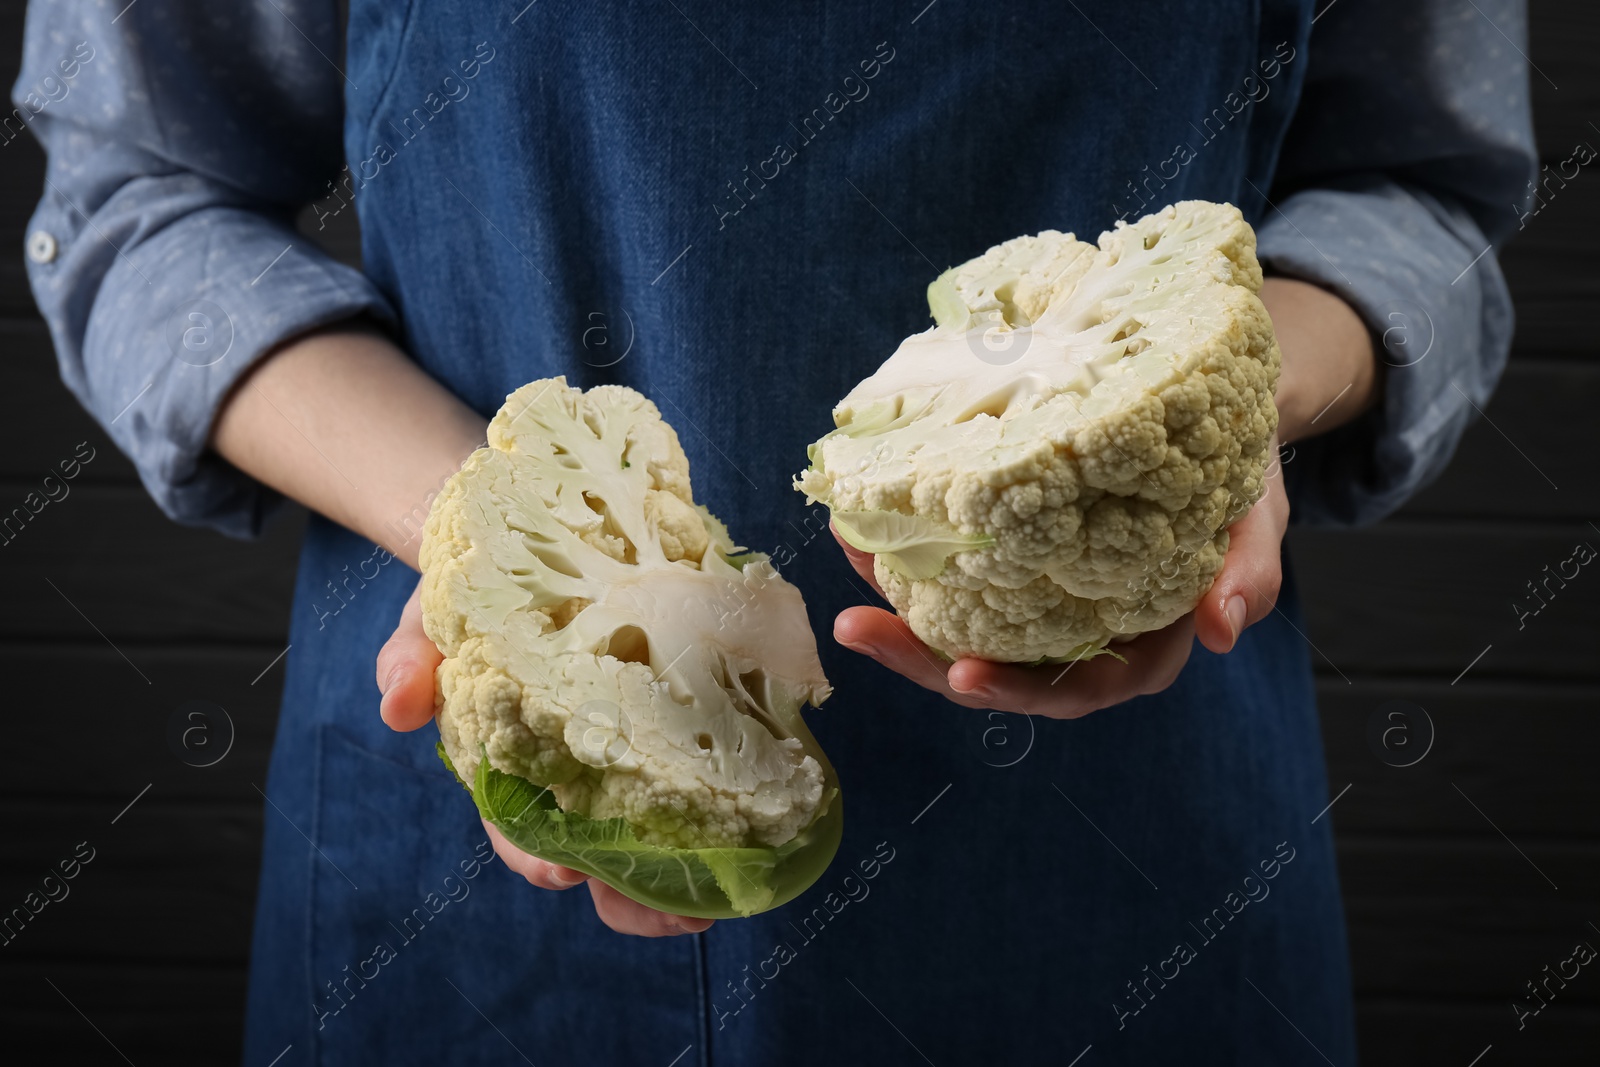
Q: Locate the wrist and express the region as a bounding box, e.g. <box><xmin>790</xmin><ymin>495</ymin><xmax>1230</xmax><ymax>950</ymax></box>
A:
<box><xmin>371</xmin><ymin>426</ymin><xmax>483</xmax><ymax>570</ymax></box>
<box><xmin>1260</xmin><ymin>276</ymin><xmax>1381</xmax><ymax>444</ymax></box>
<box><xmin>210</xmin><ymin>321</ymin><xmax>486</xmax><ymax>570</ymax></box>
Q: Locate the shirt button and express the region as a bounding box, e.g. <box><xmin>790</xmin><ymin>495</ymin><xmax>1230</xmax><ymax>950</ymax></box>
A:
<box><xmin>27</xmin><ymin>230</ymin><xmax>58</xmax><ymax>264</ymax></box>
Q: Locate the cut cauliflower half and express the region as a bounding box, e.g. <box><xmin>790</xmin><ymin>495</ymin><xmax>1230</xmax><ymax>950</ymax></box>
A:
<box><xmin>797</xmin><ymin>201</ymin><xmax>1280</xmax><ymax>664</ymax></box>
<box><xmin>422</xmin><ymin>378</ymin><xmax>840</xmax><ymax>917</ymax></box>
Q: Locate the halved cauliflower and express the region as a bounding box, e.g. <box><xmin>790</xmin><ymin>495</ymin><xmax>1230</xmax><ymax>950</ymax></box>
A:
<box><xmin>797</xmin><ymin>201</ymin><xmax>1280</xmax><ymax>663</ymax></box>
<box><xmin>422</xmin><ymin>378</ymin><xmax>837</xmax><ymax>869</ymax></box>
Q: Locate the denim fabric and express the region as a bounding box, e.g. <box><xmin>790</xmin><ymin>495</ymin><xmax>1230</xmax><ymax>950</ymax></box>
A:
<box><xmin>10</xmin><ymin>1</ymin><xmax>1537</xmax><ymax>1064</ymax></box>
<box><xmin>247</xmin><ymin>2</ymin><xmax>1358</xmax><ymax>1064</ymax></box>
<box><xmin>261</xmin><ymin>520</ymin><xmax>1351</xmax><ymax>1067</ymax></box>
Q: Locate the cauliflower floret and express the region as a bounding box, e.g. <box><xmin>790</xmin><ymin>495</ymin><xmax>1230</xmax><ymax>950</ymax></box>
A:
<box><xmin>798</xmin><ymin>202</ymin><xmax>1280</xmax><ymax>663</ymax></box>
<box><xmin>423</xmin><ymin>378</ymin><xmax>834</xmax><ymax>849</ymax></box>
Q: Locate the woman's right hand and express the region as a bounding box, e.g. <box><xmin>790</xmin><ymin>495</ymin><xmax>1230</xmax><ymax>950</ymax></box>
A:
<box><xmin>375</xmin><ymin>578</ymin><xmax>715</xmax><ymax>938</ymax></box>
<box><xmin>210</xmin><ymin>325</ymin><xmax>712</xmax><ymax>935</ymax></box>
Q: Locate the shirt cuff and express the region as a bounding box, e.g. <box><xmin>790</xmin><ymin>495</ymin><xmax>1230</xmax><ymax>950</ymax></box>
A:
<box><xmin>30</xmin><ymin>198</ymin><xmax>396</xmax><ymax>539</ymax></box>
<box><xmin>1255</xmin><ymin>176</ymin><xmax>1514</xmax><ymax>526</ymax></box>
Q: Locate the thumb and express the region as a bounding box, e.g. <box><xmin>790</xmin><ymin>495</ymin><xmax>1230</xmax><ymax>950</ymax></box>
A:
<box><xmin>376</xmin><ymin>579</ymin><xmax>442</xmax><ymax>731</ymax></box>
<box><xmin>1195</xmin><ymin>461</ymin><xmax>1290</xmax><ymax>655</ymax></box>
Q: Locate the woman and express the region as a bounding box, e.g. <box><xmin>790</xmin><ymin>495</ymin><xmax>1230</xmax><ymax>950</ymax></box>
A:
<box><xmin>17</xmin><ymin>0</ymin><xmax>1532</xmax><ymax>1062</ymax></box>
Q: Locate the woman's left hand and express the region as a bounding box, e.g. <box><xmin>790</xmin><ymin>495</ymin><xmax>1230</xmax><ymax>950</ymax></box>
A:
<box><xmin>832</xmin><ymin>434</ymin><xmax>1291</xmax><ymax>718</ymax></box>
<box><xmin>832</xmin><ymin>272</ymin><xmax>1381</xmax><ymax>719</ymax></box>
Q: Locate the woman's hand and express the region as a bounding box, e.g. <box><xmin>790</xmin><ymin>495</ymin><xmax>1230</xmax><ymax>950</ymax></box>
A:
<box><xmin>832</xmin><ymin>275</ymin><xmax>1377</xmax><ymax>718</ymax></box>
<box><xmin>375</xmin><ymin>580</ymin><xmax>714</xmax><ymax>938</ymax></box>
<box><xmin>212</xmin><ymin>324</ymin><xmax>715</xmax><ymax>935</ymax></box>
<box><xmin>832</xmin><ymin>438</ymin><xmax>1290</xmax><ymax>718</ymax></box>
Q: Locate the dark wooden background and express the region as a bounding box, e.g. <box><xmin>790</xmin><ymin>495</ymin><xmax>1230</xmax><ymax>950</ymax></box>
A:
<box><xmin>1</xmin><ymin>3</ymin><xmax>1595</xmax><ymax>1063</ymax></box>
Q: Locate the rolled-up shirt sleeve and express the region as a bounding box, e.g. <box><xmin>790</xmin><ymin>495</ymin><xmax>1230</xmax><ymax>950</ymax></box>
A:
<box><xmin>14</xmin><ymin>1</ymin><xmax>394</xmax><ymax>538</ymax></box>
<box><xmin>1258</xmin><ymin>0</ymin><xmax>1537</xmax><ymax>526</ymax></box>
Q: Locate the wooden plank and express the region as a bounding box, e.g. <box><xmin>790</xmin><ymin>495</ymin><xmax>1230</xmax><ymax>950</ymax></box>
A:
<box><xmin>0</xmin><ymin>486</ymin><xmax>306</xmax><ymax>644</ymax></box>
<box><xmin>1396</xmin><ymin>359</ymin><xmax>1596</xmax><ymax>520</ymax></box>
<box><xmin>0</xmin><ymin>321</ymin><xmax>136</xmax><ymax>485</ymax></box>
<box><xmin>0</xmin><ymin>0</ymin><xmax>44</xmax><ymax>320</ymax></box>
<box><xmin>1493</xmin><ymin>0</ymin><xmax>1595</xmax><ymax>384</ymax></box>
<box><xmin>0</xmin><ymin>172</ymin><xmax>44</xmax><ymax>320</ymax></box>
<box><xmin>5</xmin><ymin>824</ymin><xmax>1597</xmax><ymax>1012</ymax></box>
<box><xmin>1499</xmin><ymin>154</ymin><xmax>1600</xmax><ymax>361</ymax></box>
<box><xmin>6</xmin><ymin>973</ymin><xmax>1598</xmax><ymax>1067</ymax></box>
<box><xmin>1316</xmin><ymin>679</ymin><xmax>1600</xmax><ymax>838</ymax></box>
<box><xmin>1357</xmin><ymin>998</ymin><xmax>1600</xmax><ymax>1067</ymax></box>
<box><xmin>1529</xmin><ymin>0</ymin><xmax>1600</xmax><ymax>161</ymax></box>
<box><xmin>1338</xmin><ymin>840</ymin><xmax>1600</xmax><ymax>916</ymax></box>
<box><xmin>1346</xmin><ymin>894</ymin><xmax>1600</xmax><ymax>1005</ymax></box>
<box><xmin>1338</xmin><ymin>839</ymin><xmax>1600</xmax><ymax>1005</ymax></box>
<box><xmin>0</xmin><ymin>646</ymin><xmax>281</xmax><ymax>803</ymax></box>
<box><xmin>0</xmin><ymin>20</ymin><xmax>1592</xmax><ymax>354</ymax></box>
<box><xmin>1288</xmin><ymin>520</ymin><xmax>1600</xmax><ymax>681</ymax></box>
<box><xmin>5</xmin><ymin>309</ymin><xmax>1596</xmax><ymax>522</ymax></box>
<box><xmin>14</xmin><ymin>510</ymin><xmax>1584</xmax><ymax>682</ymax></box>
<box><xmin>0</xmin><ymin>801</ymin><xmax>262</xmax><ymax>966</ymax></box>
<box><xmin>0</xmin><ymin>961</ymin><xmax>246</xmax><ymax>1067</ymax></box>
<box><xmin>295</xmin><ymin>198</ymin><xmax>365</xmax><ymax>270</ymax></box>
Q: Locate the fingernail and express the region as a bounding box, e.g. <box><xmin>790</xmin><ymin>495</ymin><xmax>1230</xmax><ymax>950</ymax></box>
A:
<box><xmin>949</xmin><ymin>679</ymin><xmax>991</xmax><ymax>700</ymax></box>
<box><xmin>673</xmin><ymin>918</ymin><xmax>713</xmax><ymax>935</ymax></box>
<box><xmin>549</xmin><ymin>867</ymin><xmax>586</xmax><ymax>888</ymax></box>
<box><xmin>1225</xmin><ymin>596</ymin><xmax>1248</xmax><ymax>641</ymax></box>
<box><xmin>381</xmin><ymin>663</ymin><xmax>405</xmax><ymax>695</ymax></box>
<box><xmin>838</xmin><ymin>639</ymin><xmax>881</xmax><ymax>658</ymax></box>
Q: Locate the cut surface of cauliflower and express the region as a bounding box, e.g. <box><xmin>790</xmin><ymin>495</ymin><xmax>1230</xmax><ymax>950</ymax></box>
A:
<box><xmin>797</xmin><ymin>201</ymin><xmax>1280</xmax><ymax>663</ymax></box>
<box><xmin>423</xmin><ymin>378</ymin><xmax>834</xmax><ymax>853</ymax></box>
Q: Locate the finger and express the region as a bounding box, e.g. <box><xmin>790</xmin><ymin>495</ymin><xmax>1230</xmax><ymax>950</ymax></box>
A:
<box><xmin>830</xmin><ymin>524</ymin><xmax>883</xmax><ymax>598</ymax></box>
<box><xmin>945</xmin><ymin>616</ymin><xmax>1196</xmax><ymax>717</ymax></box>
<box><xmin>587</xmin><ymin>880</ymin><xmax>714</xmax><ymax>938</ymax></box>
<box><xmin>483</xmin><ymin>822</ymin><xmax>588</xmax><ymax>891</ymax></box>
<box><xmin>1195</xmin><ymin>464</ymin><xmax>1291</xmax><ymax>655</ymax></box>
<box><xmin>376</xmin><ymin>580</ymin><xmax>443</xmax><ymax>731</ymax></box>
<box><xmin>833</xmin><ymin>606</ymin><xmax>991</xmax><ymax>709</ymax></box>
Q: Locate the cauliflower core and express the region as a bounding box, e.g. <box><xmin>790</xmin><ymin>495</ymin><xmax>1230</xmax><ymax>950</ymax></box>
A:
<box><xmin>797</xmin><ymin>202</ymin><xmax>1281</xmax><ymax>663</ymax></box>
<box><xmin>423</xmin><ymin>379</ymin><xmax>833</xmax><ymax>850</ymax></box>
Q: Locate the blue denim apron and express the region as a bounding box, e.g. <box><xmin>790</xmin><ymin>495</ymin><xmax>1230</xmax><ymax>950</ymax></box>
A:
<box><xmin>244</xmin><ymin>2</ymin><xmax>1355</xmax><ymax>1063</ymax></box>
